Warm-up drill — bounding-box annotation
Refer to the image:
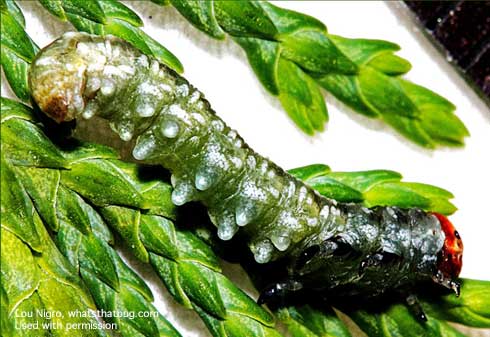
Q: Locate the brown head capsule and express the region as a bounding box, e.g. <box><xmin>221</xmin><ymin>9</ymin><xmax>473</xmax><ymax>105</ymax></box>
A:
<box><xmin>29</xmin><ymin>32</ymin><xmax>92</xmax><ymax>122</ymax></box>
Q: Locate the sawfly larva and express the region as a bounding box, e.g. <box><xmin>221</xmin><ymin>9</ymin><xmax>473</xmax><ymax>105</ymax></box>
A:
<box><xmin>30</xmin><ymin>33</ymin><xmax>463</xmax><ymax>316</ymax></box>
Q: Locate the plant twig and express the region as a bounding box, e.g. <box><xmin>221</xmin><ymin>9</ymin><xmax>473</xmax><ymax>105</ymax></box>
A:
<box><xmin>288</xmin><ymin>164</ymin><xmax>456</xmax><ymax>215</ymax></box>
<box><xmin>1</xmin><ymin>0</ymin><xmax>39</xmax><ymax>101</ymax></box>
<box><xmin>1</xmin><ymin>106</ymin><xmax>104</xmax><ymax>336</ymax></box>
<box><xmin>1</xmin><ymin>97</ymin><xmax>283</xmax><ymax>337</ymax></box>
<box><xmin>37</xmin><ymin>0</ymin><xmax>183</xmax><ymax>73</ymax></box>
<box><xmin>1</xmin><ymin>98</ymin><xmax>182</xmax><ymax>337</ymax></box>
<box><xmin>152</xmin><ymin>0</ymin><xmax>468</xmax><ymax>148</ymax></box>
<box><xmin>1</xmin><ymin>3</ymin><xmax>486</xmax><ymax>336</ymax></box>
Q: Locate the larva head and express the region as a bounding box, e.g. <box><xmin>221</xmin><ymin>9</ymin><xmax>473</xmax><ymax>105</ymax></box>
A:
<box><xmin>30</xmin><ymin>32</ymin><xmax>136</xmax><ymax>123</ymax></box>
<box><xmin>29</xmin><ymin>32</ymin><xmax>91</xmax><ymax>123</ymax></box>
<box><xmin>434</xmin><ymin>213</ymin><xmax>463</xmax><ymax>282</ymax></box>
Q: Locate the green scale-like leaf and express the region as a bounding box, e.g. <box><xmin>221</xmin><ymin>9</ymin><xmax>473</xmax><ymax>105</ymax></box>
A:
<box><xmin>1</xmin><ymin>156</ymin><xmax>42</xmax><ymax>252</ymax></box>
<box><xmin>234</xmin><ymin>36</ymin><xmax>280</xmax><ymax>95</ymax></box>
<box><xmin>213</xmin><ymin>1</ymin><xmax>277</xmax><ymax>40</ymax></box>
<box><xmin>0</xmin><ymin>228</ymin><xmax>40</xmax><ymax>317</ymax></box>
<box><xmin>280</xmin><ymin>30</ymin><xmax>357</xmax><ymax>75</ymax></box>
<box><xmin>14</xmin><ymin>167</ymin><xmax>61</xmax><ymax>231</ymax></box>
<box><xmin>278</xmin><ymin>306</ymin><xmax>351</xmax><ymax>337</ymax></box>
<box><xmin>61</xmin><ymin>159</ymin><xmax>147</xmax><ymax>208</ymax></box>
<box><xmin>169</xmin><ymin>0</ymin><xmax>225</xmax><ymax>39</ymax></box>
<box><xmin>100</xmin><ymin>206</ymin><xmax>149</xmax><ymax>262</ymax></box>
<box><xmin>276</xmin><ymin>58</ymin><xmax>329</xmax><ymax>135</ymax></box>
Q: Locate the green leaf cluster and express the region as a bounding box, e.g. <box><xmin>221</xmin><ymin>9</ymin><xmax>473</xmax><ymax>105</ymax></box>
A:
<box><xmin>37</xmin><ymin>0</ymin><xmax>182</xmax><ymax>72</ymax></box>
<box><xmin>1</xmin><ymin>0</ymin><xmax>469</xmax><ymax>147</ymax></box>
<box><xmin>82</xmin><ymin>203</ymin><xmax>284</xmax><ymax>336</ymax></box>
<box><xmin>1</xmin><ymin>98</ymin><xmax>283</xmax><ymax>337</ymax></box>
<box><xmin>0</xmin><ymin>227</ymin><xmax>104</xmax><ymax>337</ymax></box>
<box><xmin>94</xmin><ymin>170</ymin><xmax>283</xmax><ymax>337</ymax></box>
<box><xmin>348</xmin><ymin>279</ymin><xmax>490</xmax><ymax>337</ymax></box>
<box><xmin>1</xmin><ymin>98</ymin><xmax>487</xmax><ymax>337</ymax></box>
<box><xmin>1</xmin><ymin>6</ymin><xmax>281</xmax><ymax>335</ymax></box>
<box><xmin>1</xmin><ymin>98</ymin><xmax>181</xmax><ymax>337</ymax></box>
<box><xmin>1</xmin><ymin>101</ymin><xmax>103</xmax><ymax>336</ymax></box>
<box><xmin>289</xmin><ymin>164</ymin><xmax>457</xmax><ymax>215</ymax></box>
<box><xmin>0</xmin><ymin>2</ymin><xmax>487</xmax><ymax>336</ymax></box>
<box><xmin>0</xmin><ymin>95</ymin><xmax>483</xmax><ymax>337</ymax></box>
<box><xmin>155</xmin><ymin>0</ymin><xmax>468</xmax><ymax>147</ymax></box>
<box><xmin>0</xmin><ymin>0</ymin><xmax>39</xmax><ymax>101</ymax></box>
<box><xmin>279</xmin><ymin>285</ymin><xmax>490</xmax><ymax>337</ymax></box>
<box><xmin>275</xmin><ymin>164</ymin><xmax>488</xmax><ymax>336</ymax></box>
<box><xmin>36</xmin><ymin>0</ymin><xmax>182</xmax><ymax>73</ymax></box>
<box><xmin>423</xmin><ymin>278</ymin><xmax>490</xmax><ymax>328</ymax></box>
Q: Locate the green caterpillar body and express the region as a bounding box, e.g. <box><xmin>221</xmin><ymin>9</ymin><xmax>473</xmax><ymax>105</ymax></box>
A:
<box><xmin>30</xmin><ymin>33</ymin><xmax>462</xmax><ymax>304</ymax></box>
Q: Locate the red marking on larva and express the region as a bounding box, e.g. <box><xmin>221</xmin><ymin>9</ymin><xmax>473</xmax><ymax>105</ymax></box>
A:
<box><xmin>433</xmin><ymin>213</ymin><xmax>463</xmax><ymax>279</ymax></box>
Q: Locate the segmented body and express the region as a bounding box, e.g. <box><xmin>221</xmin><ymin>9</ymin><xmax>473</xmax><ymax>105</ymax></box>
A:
<box><xmin>30</xmin><ymin>33</ymin><xmax>461</xmax><ymax>299</ymax></box>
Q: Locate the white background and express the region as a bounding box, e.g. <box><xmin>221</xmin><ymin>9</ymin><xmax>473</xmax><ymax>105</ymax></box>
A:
<box><xmin>3</xmin><ymin>1</ymin><xmax>490</xmax><ymax>336</ymax></box>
